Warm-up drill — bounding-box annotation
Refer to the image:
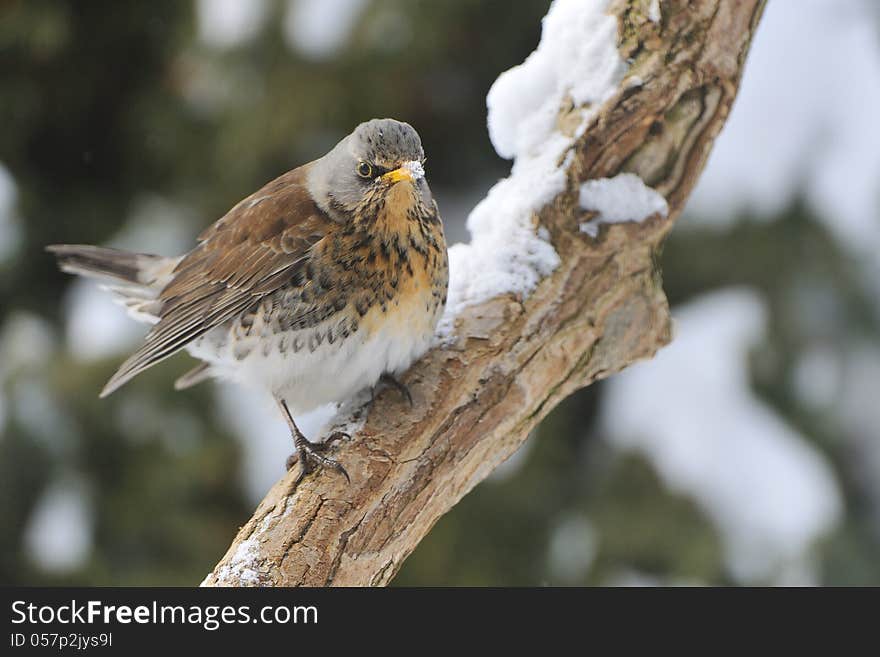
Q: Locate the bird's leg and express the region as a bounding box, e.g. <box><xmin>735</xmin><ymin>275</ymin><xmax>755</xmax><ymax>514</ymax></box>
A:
<box><xmin>275</xmin><ymin>396</ymin><xmax>350</xmax><ymax>486</ymax></box>
<box><xmin>373</xmin><ymin>372</ymin><xmax>413</xmax><ymax>407</ymax></box>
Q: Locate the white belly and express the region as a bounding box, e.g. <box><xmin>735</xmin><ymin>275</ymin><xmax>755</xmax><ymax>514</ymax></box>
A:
<box><xmin>187</xmin><ymin>311</ymin><xmax>437</xmax><ymax>415</ymax></box>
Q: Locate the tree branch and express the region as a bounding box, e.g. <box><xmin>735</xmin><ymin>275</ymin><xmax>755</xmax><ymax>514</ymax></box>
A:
<box><xmin>203</xmin><ymin>0</ymin><xmax>766</xmax><ymax>587</ymax></box>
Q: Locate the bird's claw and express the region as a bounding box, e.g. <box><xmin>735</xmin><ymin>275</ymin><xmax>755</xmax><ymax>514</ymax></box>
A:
<box><xmin>375</xmin><ymin>373</ymin><xmax>413</xmax><ymax>407</ymax></box>
<box><xmin>287</xmin><ymin>433</ymin><xmax>351</xmax><ymax>486</ymax></box>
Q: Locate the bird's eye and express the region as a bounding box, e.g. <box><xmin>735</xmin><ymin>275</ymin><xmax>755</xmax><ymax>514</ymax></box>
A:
<box><xmin>356</xmin><ymin>161</ymin><xmax>373</xmax><ymax>179</ymax></box>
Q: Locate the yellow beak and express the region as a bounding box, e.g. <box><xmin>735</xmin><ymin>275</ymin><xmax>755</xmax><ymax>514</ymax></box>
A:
<box><xmin>382</xmin><ymin>168</ymin><xmax>413</xmax><ymax>184</ymax></box>
<box><xmin>380</xmin><ymin>160</ymin><xmax>425</xmax><ymax>184</ymax></box>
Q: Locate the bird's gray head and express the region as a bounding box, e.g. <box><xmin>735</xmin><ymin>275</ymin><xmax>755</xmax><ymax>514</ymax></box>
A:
<box><xmin>307</xmin><ymin>118</ymin><xmax>431</xmax><ymax>222</ymax></box>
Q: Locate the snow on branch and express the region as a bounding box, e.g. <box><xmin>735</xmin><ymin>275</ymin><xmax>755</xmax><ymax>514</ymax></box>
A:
<box><xmin>579</xmin><ymin>173</ymin><xmax>669</xmax><ymax>237</ymax></box>
<box><xmin>443</xmin><ymin>0</ymin><xmax>627</xmax><ymax>332</ymax></box>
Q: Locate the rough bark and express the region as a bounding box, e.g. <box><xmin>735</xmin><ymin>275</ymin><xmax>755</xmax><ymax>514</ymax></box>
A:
<box><xmin>203</xmin><ymin>0</ymin><xmax>766</xmax><ymax>587</ymax></box>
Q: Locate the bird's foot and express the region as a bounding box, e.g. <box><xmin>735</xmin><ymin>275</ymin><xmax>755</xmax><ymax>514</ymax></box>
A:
<box><xmin>287</xmin><ymin>432</ymin><xmax>351</xmax><ymax>487</ymax></box>
<box><xmin>373</xmin><ymin>373</ymin><xmax>413</xmax><ymax>407</ymax></box>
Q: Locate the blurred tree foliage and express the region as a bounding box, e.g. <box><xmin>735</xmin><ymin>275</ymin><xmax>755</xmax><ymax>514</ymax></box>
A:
<box><xmin>1</xmin><ymin>0</ymin><xmax>878</xmax><ymax>586</ymax></box>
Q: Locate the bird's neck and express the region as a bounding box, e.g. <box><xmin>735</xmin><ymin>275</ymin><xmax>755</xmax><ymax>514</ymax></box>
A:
<box><xmin>353</xmin><ymin>181</ymin><xmax>438</xmax><ymax>246</ymax></box>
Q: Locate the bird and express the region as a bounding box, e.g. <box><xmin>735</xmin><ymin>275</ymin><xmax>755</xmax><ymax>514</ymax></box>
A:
<box><xmin>48</xmin><ymin>118</ymin><xmax>449</xmax><ymax>483</ymax></box>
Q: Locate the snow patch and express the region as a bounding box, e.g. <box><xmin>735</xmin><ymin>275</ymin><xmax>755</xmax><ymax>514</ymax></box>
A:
<box><xmin>196</xmin><ymin>0</ymin><xmax>269</xmax><ymax>49</ymax></box>
<box><xmin>440</xmin><ymin>0</ymin><xmax>626</xmax><ymax>334</ymax></box>
<box><xmin>0</xmin><ymin>312</ymin><xmax>56</xmax><ymax>373</ymax></box>
<box><xmin>11</xmin><ymin>380</ymin><xmax>77</xmax><ymax>456</ymax></box>
<box><xmin>111</xmin><ymin>194</ymin><xmax>196</xmax><ymax>256</ymax></box>
<box><xmin>685</xmin><ymin>0</ymin><xmax>880</xmax><ymax>256</ymax></box>
<box><xmin>487</xmin><ymin>0</ymin><xmax>625</xmax><ymax>159</ymax></box>
<box><xmin>284</xmin><ymin>0</ymin><xmax>368</xmax><ymax>60</ymax></box>
<box><xmin>23</xmin><ymin>474</ymin><xmax>94</xmax><ymax>573</ymax></box>
<box><xmin>578</xmin><ymin>173</ymin><xmax>668</xmax><ymax>237</ymax></box>
<box><xmin>0</xmin><ymin>162</ymin><xmax>22</xmax><ymax>264</ymax></box>
<box><xmin>600</xmin><ymin>289</ymin><xmax>842</xmax><ymax>584</ymax></box>
<box><xmin>648</xmin><ymin>0</ymin><xmax>662</xmax><ymax>23</ymax></box>
<box><xmin>547</xmin><ymin>514</ymin><xmax>598</xmax><ymax>582</ymax></box>
<box><xmin>64</xmin><ymin>281</ymin><xmax>146</xmax><ymax>361</ymax></box>
<box><xmin>207</xmin><ymin>513</ymin><xmax>275</xmax><ymax>586</ymax></box>
<box><xmin>835</xmin><ymin>344</ymin><xmax>880</xmax><ymax>523</ymax></box>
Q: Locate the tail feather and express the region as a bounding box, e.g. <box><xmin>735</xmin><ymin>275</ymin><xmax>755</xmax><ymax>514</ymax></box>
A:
<box><xmin>46</xmin><ymin>244</ymin><xmax>166</xmax><ymax>286</ymax></box>
<box><xmin>48</xmin><ymin>244</ymin><xmax>187</xmax><ymax>396</ymax></box>
<box><xmin>174</xmin><ymin>362</ymin><xmax>214</xmax><ymax>390</ymax></box>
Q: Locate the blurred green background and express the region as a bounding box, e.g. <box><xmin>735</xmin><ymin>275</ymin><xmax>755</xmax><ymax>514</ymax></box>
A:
<box><xmin>1</xmin><ymin>0</ymin><xmax>879</xmax><ymax>586</ymax></box>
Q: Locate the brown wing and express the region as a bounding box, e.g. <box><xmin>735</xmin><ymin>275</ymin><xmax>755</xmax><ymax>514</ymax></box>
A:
<box><xmin>100</xmin><ymin>166</ymin><xmax>334</xmax><ymax>397</ymax></box>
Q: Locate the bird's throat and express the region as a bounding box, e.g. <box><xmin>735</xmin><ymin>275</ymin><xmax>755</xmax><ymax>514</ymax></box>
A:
<box><xmin>375</xmin><ymin>181</ymin><xmax>420</xmax><ymax>236</ymax></box>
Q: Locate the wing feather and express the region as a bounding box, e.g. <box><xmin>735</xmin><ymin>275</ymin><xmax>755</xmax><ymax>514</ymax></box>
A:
<box><xmin>100</xmin><ymin>167</ymin><xmax>334</xmax><ymax>396</ymax></box>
